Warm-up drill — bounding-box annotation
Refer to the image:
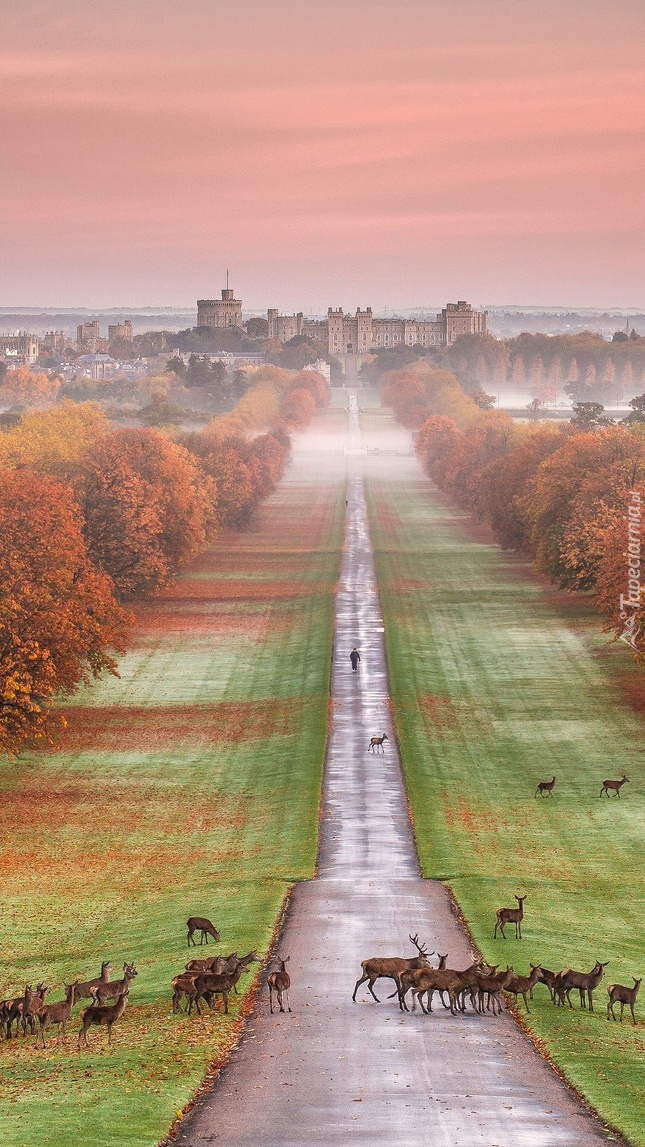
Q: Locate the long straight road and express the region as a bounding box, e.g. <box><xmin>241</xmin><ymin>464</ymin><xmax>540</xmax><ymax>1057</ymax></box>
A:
<box><xmin>179</xmin><ymin>394</ymin><xmax>610</xmax><ymax>1146</ymax></box>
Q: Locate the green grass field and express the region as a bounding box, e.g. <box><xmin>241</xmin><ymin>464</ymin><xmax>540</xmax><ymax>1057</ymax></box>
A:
<box><xmin>366</xmin><ymin>458</ymin><xmax>644</xmax><ymax>1147</ymax></box>
<box><xmin>0</xmin><ymin>438</ymin><xmax>344</xmax><ymax>1147</ymax></box>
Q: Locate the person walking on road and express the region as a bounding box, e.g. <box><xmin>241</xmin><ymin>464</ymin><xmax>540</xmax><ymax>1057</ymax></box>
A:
<box><xmin>350</xmin><ymin>647</ymin><xmax>360</xmax><ymax>672</ymax></box>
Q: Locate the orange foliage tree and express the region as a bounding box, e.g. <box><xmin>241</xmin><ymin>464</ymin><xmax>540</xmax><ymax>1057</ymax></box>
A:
<box><xmin>276</xmin><ymin>386</ymin><xmax>316</xmax><ymax>430</ymax></box>
<box><xmin>76</xmin><ymin>428</ymin><xmax>217</xmax><ymax>599</ymax></box>
<box><xmin>0</xmin><ymin>400</ymin><xmax>110</xmax><ymax>481</ymax></box>
<box><xmin>0</xmin><ymin>470</ymin><xmax>132</xmax><ymax>757</ymax></box>
<box><xmin>0</xmin><ymin>366</ymin><xmax>60</xmax><ymax>408</ymax></box>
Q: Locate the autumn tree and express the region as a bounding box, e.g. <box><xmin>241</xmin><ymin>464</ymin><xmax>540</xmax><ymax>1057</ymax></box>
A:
<box><xmin>76</xmin><ymin>428</ymin><xmax>216</xmax><ymax>598</ymax></box>
<box><xmin>0</xmin><ymin>366</ymin><xmax>60</xmax><ymax>409</ymax></box>
<box><xmin>0</xmin><ymin>469</ymin><xmax>132</xmax><ymax>756</ymax></box>
<box><xmin>0</xmin><ymin>400</ymin><xmax>110</xmax><ymax>481</ymax></box>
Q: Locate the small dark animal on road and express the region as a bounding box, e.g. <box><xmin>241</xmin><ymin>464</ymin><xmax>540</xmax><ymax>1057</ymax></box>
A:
<box><xmin>187</xmin><ymin>916</ymin><xmax>221</xmax><ymax>946</ymax></box>
<box><xmin>607</xmin><ymin>978</ymin><xmax>641</xmax><ymax>1024</ymax></box>
<box><xmin>368</xmin><ymin>733</ymin><xmax>388</xmax><ymax>753</ymax></box>
<box><xmin>268</xmin><ymin>957</ymin><xmax>291</xmax><ymax>1014</ymax></box>
<box><xmin>494</xmin><ymin>895</ymin><xmax>526</xmax><ymax>940</ymax></box>
<box><xmin>535</xmin><ymin>776</ymin><xmax>556</xmax><ymax>797</ymax></box>
<box><xmin>600</xmin><ymin>775</ymin><xmax>629</xmax><ymax>798</ymax></box>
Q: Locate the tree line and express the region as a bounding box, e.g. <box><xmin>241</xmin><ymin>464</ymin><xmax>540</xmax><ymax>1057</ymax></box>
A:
<box><xmin>0</xmin><ymin>367</ymin><xmax>329</xmax><ymax>757</ymax></box>
<box><xmin>380</xmin><ymin>363</ymin><xmax>645</xmax><ymax>654</ymax></box>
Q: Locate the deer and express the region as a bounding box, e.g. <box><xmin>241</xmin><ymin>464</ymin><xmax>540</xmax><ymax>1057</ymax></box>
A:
<box><xmin>268</xmin><ymin>957</ymin><xmax>291</xmax><ymax>1014</ymax></box>
<box><xmin>474</xmin><ymin>965</ymin><xmax>515</xmax><ymax>1015</ymax></box>
<box><xmin>36</xmin><ymin>981</ymin><xmax>78</xmax><ymax>1048</ymax></box>
<box><xmin>557</xmin><ymin>961</ymin><xmax>609</xmax><ymax>1010</ymax></box>
<box><xmin>22</xmin><ymin>983</ymin><xmax>50</xmax><ymax>1036</ymax></box>
<box><xmin>189</xmin><ymin>950</ymin><xmax>260</xmax><ymax>1015</ymax></box>
<box><xmin>78</xmin><ymin>986</ymin><xmax>129</xmax><ymax>1048</ymax></box>
<box><xmin>535</xmin><ymin>776</ymin><xmax>556</xmax><ymax>798</ymax></box>
<box><xmin>3</xmin><ymin>983</ymin><xmax>48</xmax><ymax>1038</ymax></box>
<box><xmin>408</xmin><ymin>967</ymin><xmax>464</xmax><ymax>1016</ymax></box>
<box><xmin>494</xmin><ymin>894</ymin><xmax>526</xmax><ymax>939</ymax></box>
<box><xmin>186</xmin><ymin>916</ymin><xmax>221</xmax><ymax>946</ymax></box>
<box><xmin>74</xmin><ymin>961</ymin><xmax>112</xmax><ymax>1003</ymax></box>
<box><xmin>393</xmin><ymin>953</ymin><xmax>449</xmax><ymax>1011</ymax></box>
<box><xmin>185</xmin><ymin>953</ymin><xmax>237</xmax><ymax>974</ymax></box>
<box><xmin>534</xmin><ymin>965</ymin><xmax>559</xmax><ymax>1003</ymax></box>
<box><xmin>600</xmin><ymin>774</ymin><xmax>629</xmax><ymax>798</ymax></box>
<box><xmin>91</xmin><ymin>962</ymin><xmax>137</xmax><ymax>1006</ymax></box>
<box><xmin>504</xmin><ymin>965</ymin><xmax>543</xmax><ymax>1013</ymax></box>
<box><xmin>368</xmin><ymin>733</ymin><xmax>389</xmax><ymax>753</ymax></box>
<box><xmin>607</xmin><ymin>978</ymin><xmax>641</xmax><ymax>1024</ymax></box>
<box><xmin>352</xmin><ymin>934</ymin><xmax>433</xmax><ymax>1003</ymax></box>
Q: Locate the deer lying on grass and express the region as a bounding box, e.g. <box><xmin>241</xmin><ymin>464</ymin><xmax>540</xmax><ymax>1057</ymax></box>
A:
<box><xmin>268</xmin><ymin>958</ymin><xmax>291</xmax><ymax>1014</ymax></box>
<box><xmin>75</xmin><ymin>961</ymin><xmax>112</xmax><ymax>1003</ymax></box>
<box><xmin>91</xmin><ymin>963</ymin><xmax>137</xmax><ymax>1006</ymax></box>
<box><xmin>353</xmin><ymin>934</ymin><xmax>432</xmax><ymax>1003</ymax></box>
<box><xmin>368</xmin><ymin>734</ymin><xmax>389</xmax><ymax>753</ymax></box>
<box><xmin>504</xmin><ymin>965</ymin><xmax>543</xmax><ymax>1013</ymax></box>
<box><xmin>78</xmin><ymin>987</ymin><xmax>129</xmax><ymax>1048</ymax></box>
<box><xmin>600</xmin><ymin>775</ymin><xmax>629</xmax><ymax>798</ymax></box>
<box><xmin>607</xmin><ymin>978</ymin><xmax>641</xmax><ymax>1024</ymax></box>
<box><xmin>556</xmin><ymin>960</ymin><xmax>608</xmax><ymax>1011</ymax></box>
<box><xmin>187</xmin><ymin>916</ymin><xmax>221</xmax><ymax>946</ymax></box>
<box><xmin>36</xmin><ymin>982</ymin><xmax>78</xmax><ymax>1048</ymax></box>
<box><xmin>494</xmin><ymin>895</ymin><xmax>526</xmax><ymax>939</ymax></box>
<box><xmin>535</xmin><ymin>776</ymin><xmax>556</xmax><ymax>797</ymax></box>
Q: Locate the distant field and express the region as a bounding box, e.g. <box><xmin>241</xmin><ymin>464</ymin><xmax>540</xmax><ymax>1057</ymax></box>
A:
<box><xmin>0</xmin><ymin>431</ymin><xmax>343</xmax><ymax>1147</ymax></box>
<box><xmin>366</xmin><ymin>458</ymin><xmax>644</xmax><ymax>1147</ymax></box>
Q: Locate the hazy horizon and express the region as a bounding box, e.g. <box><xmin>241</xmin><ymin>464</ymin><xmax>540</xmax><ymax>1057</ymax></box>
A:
<box><xmin>2</xmin><ymin>0</ymin><xmax>644</xmax><ymax>309</ymax></box>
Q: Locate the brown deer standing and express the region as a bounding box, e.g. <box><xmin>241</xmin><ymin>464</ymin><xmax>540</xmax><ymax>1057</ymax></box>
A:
<box><xmin>607</xmin><ymin>978</ymin><xmax>641</xmax><ymax>1024</ymax></box>
<box><xmin>557</xmin><ymin>960</ymin><xmax>609</xmax><ymax>1010</ymax></box>
<box><xmin>187</xmin><ymin>916</ymin><xmax>221</xmax><ymax>946</ymax></box>
<box><xmin>494</xmin><ymin>894</ymin><xmax>527</xmax><ymax>939</ymax></box>
<box><xmin>78</xmin><ymin>987</ymin><xmax>129</xmax><ymax>1048</ymax></box>
<box><xmin>393</xmin><ymin>953</ymin><xmax>449</xmax><ymax>1011</ymax></box>
<box><xmin>475</xmin><ymin>966</ymin><xmax>515</xmax><ymax>1015</ymax></box>
<box><xmin>368</xmin><ymin>734</ymin><xmax>389</xmax><ymax>753</ymax></box>
<box><xmin>600</xmin><ymin>775</ymin><xmax>629</xmax><ymax>797</ymax></box>
<box><xmin>352</xmin><ymin>934</ymin><xmax>432</xmax><ymax>1003</ymax></box>
<box><xmin>36</xmin><ymin>982</ymin><xmax>78</xmax><ymax>1048</ymax></box>
<box><xmin>190</xmin><ymin>950</ymin><xmax>260</xmax><ymax>1015</ymax></box>
<box><xmin>172</xmin><ymin>955</ymin><xmax>239</xmax><ymax>1013</ymax></box>
<box><xmin>504</xmin><ymin>965</ymin><xmax>543</xmax><ymax>1013</ymax></box>
<box><xmin>74</xmin><ymin>961</ymin><xmax>112</xmax><ymax>1003</ymax></box>
<box><xmin>534</xmin><ymin>965</ymin><xmax>559</xmax><ymax>1003</ymax></box>
<box><xmin>91</xmin><ymin>963</ymin><xmax>137</xmax><ymax>1006</ymax></box>
<box><xmin>535</xmin><ymin>777</ymin><xmax>556</xmax><ymax>797</ymax></box>
<box><xmin>185</xmin><ymin>953</ymin><xmax>237</xmax><ymax>974</ymax></box>
<box><xmin>268</xmin><ymin>957</ymin><xmax>291</xmax><ymax>1014</ymax></box>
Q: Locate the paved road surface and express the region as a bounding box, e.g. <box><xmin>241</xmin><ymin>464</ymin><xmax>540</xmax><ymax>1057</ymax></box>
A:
<box><xmin>180</xmin><ymin>395</ymin><xmax>610</xmax><ymax>1146</ymax></box>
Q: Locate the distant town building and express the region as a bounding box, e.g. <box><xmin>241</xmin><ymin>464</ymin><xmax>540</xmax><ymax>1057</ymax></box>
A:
<box><xmin>267</xmin><ymin>309</ymin><xmax>304</xmax><ymax>342</ymax></box>
<box><xmin>197</xmin><ymin>287</ymin><xmax>243</xmax><ymax>330</ymax></box>
<box><xmin>326</xmin><ymin>301</ymin><xmax>487</xmax><ymax>356</ymax></box>
<box><xmin>76</xmin><ymin>353</ymin><xmax>115</xmax><ymax>380</ymax></box>
<box><xmin>0</xmin><ymin>332</ymin><xmax>39</xmax><ymax>365</ymax></box>
<box><xmin>41</xmin><ymin>330</ymin><xmax>73</xmax><ymax>356</ymax></box>
<box><xmin>76</xmin><ymin>320</ymin><xmax>108</xmax><ymax>353</ymax></box>
<box><xmin>304</xmin><ymin>359</ymin><xmax>331</xmax><ymax>383</ymax></box>
<box><xmin>107</xmin><ymin>319</ymin><xmax>134</xmax><ymax>343</ymax></box>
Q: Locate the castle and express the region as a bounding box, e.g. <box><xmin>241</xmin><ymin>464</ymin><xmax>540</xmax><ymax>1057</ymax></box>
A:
<box><xmin>197</xmin><ymin>286</ymin><xmax>487</xmax><ymax>368</ymax></box>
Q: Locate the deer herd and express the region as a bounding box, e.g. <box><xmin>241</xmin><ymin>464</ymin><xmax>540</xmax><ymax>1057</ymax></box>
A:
<box><xmin>353</xmin><ymin>925</ymin><xmax>640</xmax><ymax>1025</ymax></box>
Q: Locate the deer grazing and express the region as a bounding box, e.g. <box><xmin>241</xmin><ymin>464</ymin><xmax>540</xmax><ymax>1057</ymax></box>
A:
<box><xmin>353</xmin><ymin>934</ymin><xmax>432</xmax><ymax>1003</ymax></box>
<box><xmin>557</xmin><ymin>960</ymin><xmax>609</xmax><ymax>1011</ymax></box>
<box><xmin>368</xmin><ymin>733</ymin><xmax>389</xmax><ymax>753</ymax></box>
<box><xmin>494</xmin><ymin>894</ymin><xmax>527</xmax><ymax>939</ymax></box>
<box><xmin>187</xmin><ymin>916</ymin><xmax>221</xmax><ymax>946</ymax></box>
<box><xmin>600</xmin><ymin>774</ymin><xmax>629</xmax><ymax>798</ymax></box>
<box><xmin>78</xmin><ymin>986</ymin><xmax>129</xmax><ymax>1048</ymax></box>
<box><xmin>36</xmin><ymin>981</ymin><xmax>78</xmax><ymax>1048</ymax></box>
<box><xmin>91</xmin><ymin>962</ymin><xmax>137</xmax><ymax>1006</ymax></box>
<box><xmin>607</xmin><ymin>978</ymin><xmax>641</xmax><ymax>1024</ymax></box>
<box><xmin>504</xmin><ymin>965</ymin><xmax>543</xmax><ymax>1013</ymax></box>
<box><xmin>75</xmin><ymin>961</ymin><xmax>112</xmax><ymax>1003</ymax></box>
<box><xmin>535</xmin><ymin>776</ymin><xmax>556</xmax><ymax>798</ymax></box>
<box><xmin>268</xmin><ymin>957</ymin><xmax>291</xmax><ymax>1014</ymax></box>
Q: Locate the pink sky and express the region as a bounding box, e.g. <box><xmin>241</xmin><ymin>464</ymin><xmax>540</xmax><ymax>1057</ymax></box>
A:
<box><xmin>1</xmin><ymin>0</ymin><xmax>644</xmax><ymax>309</ymax></box>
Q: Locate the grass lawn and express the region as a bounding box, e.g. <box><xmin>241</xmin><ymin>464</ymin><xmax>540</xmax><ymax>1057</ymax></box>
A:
<box><xmin>366</xmin><ymin>457</ymin><xmax>644</xmax><ymax>1147</ymax></box>
<box><xmin>0</xmin><ymin>433</ymin><xmax>344</xmax><ymax>1147</ymax></box>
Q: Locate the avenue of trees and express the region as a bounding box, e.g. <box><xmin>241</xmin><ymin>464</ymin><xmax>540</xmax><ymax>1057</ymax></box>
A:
<box><xmin>381</xmin><ymin>363</ymin><xmax>645</xmax><ymax>653</ymax></box>
<box><xmin>363</xmin><ymin>329</ymin><xmax>645</xmax><ymax>406</ymax></box>
<box><xmin>0</xmin><ymin>367</ymin><xmax>329</xmax><ymax>757</ymax></box>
